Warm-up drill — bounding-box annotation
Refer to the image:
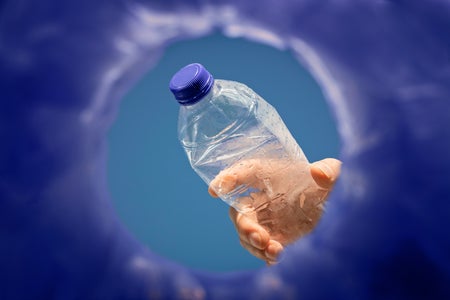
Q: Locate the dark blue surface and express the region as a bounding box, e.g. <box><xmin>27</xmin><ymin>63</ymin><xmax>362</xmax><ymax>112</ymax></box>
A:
<box><xmin>1</xmin><ymin>0</ymin><xmax>450</xmax><ymax>299</ymax></box>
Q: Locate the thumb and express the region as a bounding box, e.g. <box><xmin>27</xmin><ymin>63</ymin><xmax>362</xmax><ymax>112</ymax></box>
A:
<box><xmin>310</xmin><ymin>158</ymin><xmax>342</xmax><ymax>189</ymax></box>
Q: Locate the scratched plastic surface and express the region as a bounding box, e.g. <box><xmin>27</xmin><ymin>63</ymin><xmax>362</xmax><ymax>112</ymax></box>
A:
<box><xmin>178</xmin><ymin>79</ymin><xmax>326</xmax><ymax>245</ymax></box>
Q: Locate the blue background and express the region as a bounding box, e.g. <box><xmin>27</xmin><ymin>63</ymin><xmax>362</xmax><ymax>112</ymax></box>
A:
<box><xmin>107</xmin><ymin>33</ymin><xmax>340</xmax><ymax>272</ymax></box>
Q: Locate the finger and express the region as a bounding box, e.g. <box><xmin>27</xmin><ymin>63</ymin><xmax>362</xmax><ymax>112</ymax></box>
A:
<box><xmin>310</xmin><ymin>158</ymin><xmax>342</xmax><ymax>189</ymax></box>
<box><xmin>209</xmin><ymin>159</ymin><xmax>265</xmax><ymax>197</ymax></box>
<box><xmin>208</xmin><ymin>185</ymin><xmax>219</xmax><ymax>198</ymax></box>
<box><xmin>228</xmin><ymin>206</ymin><xmax>240</xmax><ymax>227</ymax></box>
<box><xmin>264</xmin><ymin>240</ymin><xmax>284</xmax><ymax>262</ymax></box>
<box><xmin>239</xmin><ymin>239</ymin><xmax>269</xmax><ymax>261</ymax></box>
<box><xmin>240</xmin><ymin>239</ymin><xmax>281</xmax><ymax>265</ymax></box>
<box><xmin>239</xmin><ymin>238</ymin><xmax>284</xmax><ymax>265</ymax></box>
<box><xmin>229</xmin><ymin>207</ymin><xmax>270</xmax><ymax>250</ymax></box>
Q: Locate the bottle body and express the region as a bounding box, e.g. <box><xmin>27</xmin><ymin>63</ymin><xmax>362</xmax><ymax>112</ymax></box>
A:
<box><xmin>178</xmin><ymin>79</ymin><xmax>325</xmax><ymax>245</ymax></box>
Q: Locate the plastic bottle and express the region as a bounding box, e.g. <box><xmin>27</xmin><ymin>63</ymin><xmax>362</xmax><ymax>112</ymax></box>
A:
<box><xmin>169</xmin><ymin>63</ymin><xmax>326</xmax><ymax>245</ymax></box>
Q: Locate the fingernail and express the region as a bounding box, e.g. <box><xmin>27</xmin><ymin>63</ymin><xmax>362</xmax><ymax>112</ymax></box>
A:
<box><xmin>249</xmin><ymin>232</ymin><xmax>261</xmax><ymax>248</ymax></box>
<box><xmin>266</xmin><ymin>260</ymin><xmax>278</xmax><ymax>267</ymax></box>
<box><xmin>219</xmin><ymin>174</ymin><xmax>237</xmax><ymax>194</ymax></box>
<box><xmin>315</xmin><ymin>162</ymin><xmax>334</xmax><ymax>180</ymax></box>
<box><xmin>265</xmin><ymin>243</ymin><xmax>282</xmax><ymax>261</ymax></box>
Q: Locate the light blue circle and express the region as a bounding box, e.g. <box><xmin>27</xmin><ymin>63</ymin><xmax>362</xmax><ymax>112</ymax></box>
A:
<box><xmin>108</xmin><ymin>33</ymin><xmax>340</xmax><ymax>272</ymax></box>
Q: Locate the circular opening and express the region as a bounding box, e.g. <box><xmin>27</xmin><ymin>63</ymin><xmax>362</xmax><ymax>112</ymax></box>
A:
<box><xmin>107</xmin><ymin>33</ymin><xmax>340</xmax><ymax>272</ymax></box>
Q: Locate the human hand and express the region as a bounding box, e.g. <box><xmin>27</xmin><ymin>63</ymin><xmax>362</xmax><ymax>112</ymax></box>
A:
<box><xmin>208</xmin><ymin>158</ymin><xmax>341</xmax><ymax>265</ymax></box>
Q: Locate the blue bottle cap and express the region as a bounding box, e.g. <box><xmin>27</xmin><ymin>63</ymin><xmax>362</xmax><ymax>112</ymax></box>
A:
<box><xmin>169</xmin><ymin>63</ymin><xmax>214</xmax><ymax>105</ymax></box>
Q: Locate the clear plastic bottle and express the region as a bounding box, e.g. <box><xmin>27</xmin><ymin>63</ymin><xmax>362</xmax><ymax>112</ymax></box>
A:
<box><xmin>169</xmin><ymin>63</ymin><xmax>326</xmax><ymax>245</ymax></box>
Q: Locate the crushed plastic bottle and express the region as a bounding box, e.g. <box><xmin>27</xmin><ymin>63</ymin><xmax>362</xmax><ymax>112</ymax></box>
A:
<box><xmin>169</xmin><ymin>63</ymin><xmax>327</xmax><ymax>245</ymax></box>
